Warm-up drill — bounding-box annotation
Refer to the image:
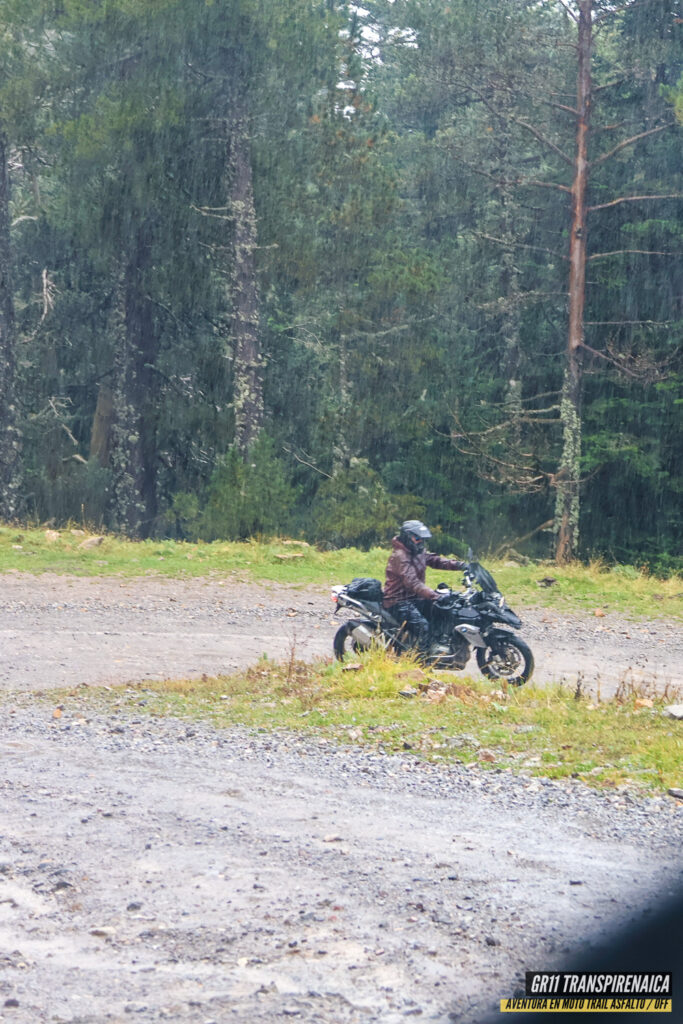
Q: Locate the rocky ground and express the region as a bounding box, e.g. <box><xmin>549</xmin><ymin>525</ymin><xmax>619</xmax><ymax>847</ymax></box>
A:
<box><xmin>0</xmin><ymin>574</ymin><xmax>681</xmax><ymax>1023</ymax></box>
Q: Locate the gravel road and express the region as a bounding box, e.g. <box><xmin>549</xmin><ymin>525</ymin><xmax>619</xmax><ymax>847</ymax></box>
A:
<box><xmin>0</xmin><ymin>573</ymin><xmax>681</xmax><ymax>695</ymax></box>
<box><xmin>1</xmin><ymin>574</ymin><xmax>682</xmax><ymax>1023</ymax></box>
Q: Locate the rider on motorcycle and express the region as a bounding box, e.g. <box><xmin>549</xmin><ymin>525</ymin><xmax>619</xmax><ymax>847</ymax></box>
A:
<box><xmin>383</xmin><ymin>520</ymin><xmax>466</xmax><ymax>654</ymax></box>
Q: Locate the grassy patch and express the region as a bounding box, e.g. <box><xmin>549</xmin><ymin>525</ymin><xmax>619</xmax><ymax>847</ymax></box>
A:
<box><xmin>54</xmin><ymin>650</ymin><xmax>683</xmax><ymax>795</ymax></box>
<box><xmin>0</xmin><ymin>526</ymin><xmax>388</xmax><ymax>585</ymax></box>
<box><xmin>1</xmin><ymin>526</ymin><xmax>681</xmax><ymax>618</ymax></box>
<box><xmin>0</xmin><ymin>527</ymin><xmax>383</xmax><ymax>585</ymax></box>
<box><xmin>499</xmin><ymin>558</ymin><xmax>683</xmax><ymax>619</ymax></box>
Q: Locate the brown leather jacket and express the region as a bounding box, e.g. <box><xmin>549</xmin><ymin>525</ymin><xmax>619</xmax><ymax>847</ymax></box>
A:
<box><xmin>383</xmin><ymin>537</ymin><xmax>466</xmax><ymax>607</ymax></box>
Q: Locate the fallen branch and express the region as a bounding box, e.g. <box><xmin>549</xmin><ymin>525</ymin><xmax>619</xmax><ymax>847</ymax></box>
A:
<box><xmin>493</xmin><ymin>519</ymin><xmax>554</xmax><ymax>558</ymax></box>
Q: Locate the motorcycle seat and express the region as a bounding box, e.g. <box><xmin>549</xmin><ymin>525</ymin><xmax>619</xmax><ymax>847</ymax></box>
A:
<box><xmin>349</xmin><ymin>599</ymin><xmax>383</xmax><ymax>618</ymax></box>
<box><xmin>380</xmin><ymin>607</ymin><xmax>401</xmax><ymax>628</ymax></box>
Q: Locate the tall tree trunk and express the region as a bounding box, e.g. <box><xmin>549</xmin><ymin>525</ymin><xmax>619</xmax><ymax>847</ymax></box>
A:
<box><xmin>89</xmin><ymin>383</ymin><xmax>114</xmax><ymax>467</ymax></box>
<box><xmin>110</xmin><ymin>264</ymin><xmax>144</xmax><ymax>537</ymax></box>
<box><xmin>499</xmin><ymin>176</ymin><xmax>523</xmax><ymax>448</ymax></box>
<box><xmin>555</xmin><ymin>0</ymin><xmax>592</xmax><ymax>564</ymax></box>
<box><xmin>332</xmin><ymin>325</ymin><xmax>352</xmax><ymax>473</ymax></box>
<box><xmin>0</xmin><ymin>130</ymin><xmax>21</xmax><ymax>519</ymax></box>
<box><xmin>228</xmin><ymin>112</ymin><xmax>263</xmax><ymax>457</ymax></box>
<box><xmin>109</xmin><ymin>233</ymin><xmax>158</xmax><ymax>537</ymax></box>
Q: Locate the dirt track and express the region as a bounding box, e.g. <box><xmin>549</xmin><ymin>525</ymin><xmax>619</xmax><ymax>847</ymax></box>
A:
<box><xmin>0</xmin><ymin>573</ymin><xmax>681</xmax><ymax>696</ymax></box>
<box><xmin>0</xmin><ymin>574</ymin><xmax>682</xmax><ymax>1023</ymax></box>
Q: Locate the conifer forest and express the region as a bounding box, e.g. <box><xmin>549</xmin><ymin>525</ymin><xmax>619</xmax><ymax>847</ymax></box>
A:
<box><xmin>0</xmin><ymin>0</ymin><xmax>681</xmax><ymax>568</ymax></box>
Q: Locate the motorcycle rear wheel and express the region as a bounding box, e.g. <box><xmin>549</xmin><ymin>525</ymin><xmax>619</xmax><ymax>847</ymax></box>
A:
<box><xmin>333</xmin><ymin>621</ymin><xmax>378</xmax><ymax>661</ymax></box>
<box><xmin>476</xmin><ymin>635</ymin><xmax>534</xmax><ymax>686</ymax></box>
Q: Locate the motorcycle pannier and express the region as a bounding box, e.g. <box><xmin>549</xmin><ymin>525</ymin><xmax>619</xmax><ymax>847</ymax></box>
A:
<box><xmin>346</xmin><ymin>577</ymin><xmax>384</xmax><ymax>603</ymax></box>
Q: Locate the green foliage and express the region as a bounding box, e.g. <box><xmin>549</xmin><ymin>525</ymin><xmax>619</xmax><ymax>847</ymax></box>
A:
<box><xmin>24</xmin><ymin>458</ymin><xmax>112</xmax><ymax>529</ymax></box>
<box><xmin>168</xmin><ymin>491</ymin><xmax>200</xmax><ymax>539</ymax></box>
<box><xmin>1</xmin><ymin>0</ymin><xmax>681</xmax><ymax>568</ymax></box>
<box><xmin>311</xmin><ymin>458</ymin><xmax>426</xmax><ymax>549</ymax></box>
<box><xmin>669</xmin><ymin>71</ymin><xmax>683</xmax><ymax>124</ymax></box>
<box><xmin>198</xmin><ymin>434</ymin><xmax>296</xmax><ymax>541</ymax></box>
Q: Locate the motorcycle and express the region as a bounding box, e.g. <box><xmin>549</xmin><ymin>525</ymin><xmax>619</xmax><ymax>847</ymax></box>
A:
<box><xmin>331</xmin><ymin>560</ymin><xmax>534</xmax><ymax>686</ymax></box>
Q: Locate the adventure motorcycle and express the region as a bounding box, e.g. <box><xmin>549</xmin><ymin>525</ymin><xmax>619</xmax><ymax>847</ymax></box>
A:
<box><xmin>331</xmin><ymin>560</ymin><xmax>534</xmax><ymax>686</ymax></box>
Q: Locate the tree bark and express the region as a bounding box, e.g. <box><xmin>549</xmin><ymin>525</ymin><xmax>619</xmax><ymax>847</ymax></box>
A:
<box><xmin>499</xmin><ymin>172</ymin><xmax>523</xmax><ymax>449</ymax></box>
<box><xmin>555</xmin><ymin>0</ymin><xmax>592</xmax><ymax>564</ymax></box>
<box><xmin>109</xmin><ymin>232</ymin><xmax>158</xmax><ymax>537</ymax></box>
<box><xmin>0</xmin><ymin>129</ymin><xmax>21</xmax><ymax>519</ymax></box>
<box><xmin>228</xmin><ymin>112</ymin><xmax>263</xmax><ymax>458</ymax></box>
<box><xmin>89</xmin><ymin>383</ymin><xmax>114</xmax><ymax>467</ymax></box>
<box><xmin>331</xmin><ymin>327</ymin><xmax>353</xmax><ymax>473</ymax></box>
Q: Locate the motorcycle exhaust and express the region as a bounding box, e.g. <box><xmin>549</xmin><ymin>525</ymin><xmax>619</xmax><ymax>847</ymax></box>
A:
<box><xmin>350</xmin><ymin>624</ymin><xmax>374</xmax><ymax>648</ymax></box>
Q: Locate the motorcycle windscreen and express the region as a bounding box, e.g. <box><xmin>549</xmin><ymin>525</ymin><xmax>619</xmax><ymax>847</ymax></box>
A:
<box><xmin>470</xmin><ymin>562</ymin><xmax>500</xmax><ymax>595</ymax></box>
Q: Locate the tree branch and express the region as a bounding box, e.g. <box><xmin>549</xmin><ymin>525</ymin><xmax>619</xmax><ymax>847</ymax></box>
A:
<box><xmin>517</xmin><ymin>177</ymin><xmax>572</xmax><ymax>194</ymax></box>
<box><xmin>282</xmin><ymin>445</ymin><xmax>332</xmax><ymax>479</ymax></box>
<box><xmin>588</xmin><ymin>249</ymin><xmax>676</xmax><ymax>260</ymax></box>
<box><xmin>493</xmin><ymin>519</ymin><xmax>554</xmax><ymax>558</ymax></box>
<box><xmin>457</xmin><ymin>447</ymin><xmax>547</xmax><ymax>489</ymax></box>
<box><xmin>513</xmin><ymin>118</ymin><xmax>574</xmax><ymax>166</ymax></box>
<box><xmin>436</xmin><ymin>154</ymin><xmax>511</xmax><ymax>189</ymax></box>
<box><xmin>540</xmin><ymin>98</ymin><xmax>579</xmax><ymax>116</ymax></box>
<box><xmin>592</xmin><ymin>77</ymin><xmax>627</xmax><ymax>93</ymax></box>
<box><xmin>592</xmin><ymin>120</ymin><xmax>626</xmax><ymax>134</ymax></box>
<box><xmin>477</xmin><ymin>232</ymin><xmax>567</xmax><ymax>261</ymax></box>
<box><xmin>591</xmin><ymin>122</ymin><xmax>677</xmax><ymax>168</ymax></box>
<box><xmin>584</xmin><ymin>319</ymin><xmax>673</xmax><ymax>325</ymax></box>
<box><xmin>594</xmin><ymin>0</ymin><xmax>651</xmax><ymax>26</ymax></box>
<box><xmin>578</xmin><ymin>340</ymin><xmax>667</xmax><ymax>380</ymax></box>
<box><xmin>555</xmin><ymin>0</ymin><xmax>579</xmax><ymax>23</ymax></box>
<box><xmin>460</xmin><ymin>82</ymin><xmax>573</xmax><ymax>167</ymax></box>
<box><xmin>589</xmin><ymin>193</ymin><xmax>683</xmax><ymax>212</ymax></box>
<box><xmin>190</xmin><ymin>203</ymin><xmax>232</xmax><ymax>219</ymax></box>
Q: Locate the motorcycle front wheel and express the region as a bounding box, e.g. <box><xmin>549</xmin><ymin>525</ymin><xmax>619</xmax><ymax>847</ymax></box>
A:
<box><xmin>476</xmin><ymin>635</ymin><xmax>534</xmax><ymax>686</ymax></box>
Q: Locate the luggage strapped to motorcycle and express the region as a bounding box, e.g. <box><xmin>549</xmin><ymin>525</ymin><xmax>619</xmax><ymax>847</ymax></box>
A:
<box><xmin>346</xmin><ymin>577</ymin><xmax>384</xmax><ymax>603</ymax></box>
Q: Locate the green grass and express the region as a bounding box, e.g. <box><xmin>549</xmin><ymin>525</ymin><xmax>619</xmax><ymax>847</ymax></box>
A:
<box><xmin>0</xmin><ymin>526</ymin><xmax>382</xmax><ymax>585</ymax></box>
<box><xmin>1</xmin><ymin>526</ymin><xmax>681</xmax><ymax>618</ymax></box>
<box><xmin>52</xmin><ymin>650</ymin><xmax>683</xmax><ymax>796</ymax></box>
<box><xmin>498</xmin><ymin>558</ymin><xmax>683</xmax><ymax>619</ymax></box>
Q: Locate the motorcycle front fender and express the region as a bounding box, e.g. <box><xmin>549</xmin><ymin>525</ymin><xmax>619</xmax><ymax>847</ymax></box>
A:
<box><xmin>484</xmin><ymin>627</ymin><xmax>520</xmax><ymax>648</ymax></box>
<box><xmin>497</xmin><ymin>607</ymin><xmax>522</xmax><ymax>629</ymax></box>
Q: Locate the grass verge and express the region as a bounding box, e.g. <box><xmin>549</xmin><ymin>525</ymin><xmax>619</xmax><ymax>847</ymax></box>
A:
<box><xmin>52</xmin><ymin>650</ymin><xmax>683</xmax><ymax>796</ymax></box>
<box><xmin>1</xmin><ymin>526</ymin><xmax>681</xmax><ymax>619</ymax></box>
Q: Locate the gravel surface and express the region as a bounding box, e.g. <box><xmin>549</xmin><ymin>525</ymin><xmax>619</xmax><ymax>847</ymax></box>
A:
<box><xmin>2</xmin><ymin>705</ymin><xmax>682</xmax><ymax>1024</ymax></box>
<box><xmin>0</xmin><ymin>574</ymin><xmax>682</xmax><ymax>1023</ymax></box>
<box><xmin>0</xmin><ymin>573</ymin><xmax>681</xmax><ymax>696</ymax></box>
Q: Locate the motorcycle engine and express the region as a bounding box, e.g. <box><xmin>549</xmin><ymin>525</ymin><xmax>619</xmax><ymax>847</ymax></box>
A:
<box><xmin>429</xmin><ymin>632</ymin><xmax>469</xmax><ymax>670</ymax></box>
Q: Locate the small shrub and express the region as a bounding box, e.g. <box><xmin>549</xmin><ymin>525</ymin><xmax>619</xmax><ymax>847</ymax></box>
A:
<box><xmin>610</xmin><ymin>564</ymin><xmax>640</xmax><ymax>581</ymax></box>
<box><xmin>312</xmin><ymin>458</ymin><xmax>424</xmax><ymax>549</ymax></box>
<box><xmin>198</xmin><ymin>434</ymin><xmax>296</xmax><ymax>541</ymax></box>
<box><xmin>169</xmin><ymin>492</ymin><xmax>200</xmax><ymax>539</ymax></box>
